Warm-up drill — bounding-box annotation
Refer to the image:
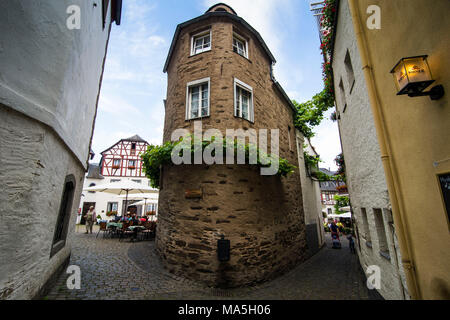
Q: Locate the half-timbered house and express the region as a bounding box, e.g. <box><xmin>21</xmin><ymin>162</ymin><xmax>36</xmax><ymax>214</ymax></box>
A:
<box><xmin>78</xmin><ymin>135</ymin><xmax>158</xmax><ymax>221</ymax></box>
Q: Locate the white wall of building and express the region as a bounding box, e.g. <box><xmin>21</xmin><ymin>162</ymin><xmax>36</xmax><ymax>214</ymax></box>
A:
<box><xmin>0</xmin><ymin>0</ymin><xmax>112</xmax><ymax>169</ymax></box>
<box><xmin>296</xmin><ymin>130</ymin><xmax>326</xmax><ymax>256</ymax></box>
<box><xmin>78</xmin><ymin>175</ymin><xmax>159</xmax><ymax>222</ymax></box>
<box><xmin>332</xmin><ymin>0</ymin><xmax>409</xmax><ymax>300</ymax></box>
<box><xmin>0</xmin><ymin>0</ymin><xmax>116</xmax><ymax>299</ymax></box>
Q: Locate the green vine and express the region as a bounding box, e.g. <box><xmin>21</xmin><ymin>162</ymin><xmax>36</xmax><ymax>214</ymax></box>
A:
<box><xmin>141</xmin><ymin>136</ymin><xmax>297</xmax><ymax>188</ymax></box>
<box><xmin>294</xmin><ymin>0</ymin><xmax>337</xmax><ymax>139</ymax></box>
<box><xmin>334</xmin><ymin>195</ymin><xmax>349</xmax><ymax>214</ymax></box>
<box><xmin>304</xmin><ymin>152</ymin><xmax>333</xmax><ymax>182</ymax></box>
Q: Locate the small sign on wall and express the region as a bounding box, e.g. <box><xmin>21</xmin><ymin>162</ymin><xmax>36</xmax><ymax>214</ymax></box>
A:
<box><xmin>438</xmin><ymin>174</ymin><xmax>450</xmax><ymax>224</ymax></box>
<box><xmin>185</xmin><ymin>189</ymin><xmax>202</xmax><ymax>199</ymax></box>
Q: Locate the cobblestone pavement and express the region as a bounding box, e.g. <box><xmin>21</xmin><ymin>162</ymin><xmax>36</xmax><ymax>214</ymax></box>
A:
<box><xmin>46</xmin><ymin>227</ymin><xmax>382</xmax><ymax>300</ymax></box>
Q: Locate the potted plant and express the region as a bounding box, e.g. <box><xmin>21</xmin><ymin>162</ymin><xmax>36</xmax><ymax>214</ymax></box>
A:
<box><xmin>106</xmin><ymin>210</ymin><xmax>118</xmax><ymax>217</ymax></box>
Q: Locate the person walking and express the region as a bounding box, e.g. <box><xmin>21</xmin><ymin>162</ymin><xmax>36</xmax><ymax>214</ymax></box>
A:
<box><xmin>84</xmin><ymin>206</ymin><xmax>96</xmax><ymax>234</ymax></box>
<box><xmin>347</xmin><ymin>233</ymin><xmax>356</xmax><ymax>253</ymax></box>
<box><xmin>330</xmin><ymin>221</ymin><xmax>340</xmax><ymax>239</ymax></box>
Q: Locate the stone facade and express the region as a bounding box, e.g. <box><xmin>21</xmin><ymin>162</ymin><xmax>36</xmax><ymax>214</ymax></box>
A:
<box><xmin>0</xmin><ymin>0</ymin><xmax>120</xmax><ymax>299</ymax></box>
<box><xmin>331</xmin><ymin>0</ymin><xmax>409</xmax><ymax>299</ymax></box>
<box><xmin>157</xmin><ymin>4</ymin><xmax>307</xmax><ymax>287</ymax></box>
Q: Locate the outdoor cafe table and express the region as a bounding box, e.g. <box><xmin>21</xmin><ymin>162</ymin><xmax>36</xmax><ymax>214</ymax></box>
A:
<box><xmin>107</xmin><ymin>222</ymin><xmax>123</xmax><ymax>228</ymax></box>
<box><xmin>128</xmin><ymin>226</ymin><xmax>145</xmax><ymax>242</ymax></box>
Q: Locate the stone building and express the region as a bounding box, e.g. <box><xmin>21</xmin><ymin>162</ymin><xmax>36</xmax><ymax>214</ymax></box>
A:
<box><xmin>79</xmin><ymin>135</ymin><xmax>158</xmax><ymax>221</ymax></box>
<box><xmin>318</xmin><ymin>0</ymin><xmax>450</xmax><ymax>299</ymax></box>
<box><xmin>157</xmin><ymin>3</ymin><xmax>307</xmax><ymax>287</ymax></box>
<box><xmin>0</xmin><ymin>0</ymin><xmax>121</xmax><ymax>299</ymax></box>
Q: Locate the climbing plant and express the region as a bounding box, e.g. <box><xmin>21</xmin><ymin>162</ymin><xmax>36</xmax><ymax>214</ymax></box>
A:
<box><xmin>141</xmin><ymin>136</ymin><xmax>297</xmax><ymax>189</ymax></box>
<box><xmin>334</xmin><ymin>195</ymin><xmax>349</xmax><ymax>214</ymax></box>
<box><xmin>292</xmin><ymin>0</ymin><xmax>337</xmax><ymax>139</ymax></box>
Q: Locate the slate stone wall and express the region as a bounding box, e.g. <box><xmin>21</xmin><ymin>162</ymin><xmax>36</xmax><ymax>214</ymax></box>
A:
<box><xmin>158</xmin><ymin>14</ymin><xmax>306</xmax><ymax>287</ymax></box>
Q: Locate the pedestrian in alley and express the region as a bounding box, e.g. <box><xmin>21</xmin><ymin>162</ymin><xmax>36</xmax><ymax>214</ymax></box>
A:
<box><xmin>347</xmin><ymin>233</ymin><xmax>356</xmax><ymax>254</ymax></box>
<box><xmin>84</xmin><ymin>206</ymin><xmax>96</xmax><ymax>234</ymax></box>
<box><xmin>330</xmin><ymin>221</ymin><xmax>340</xmax><ymax>240</ymax></box>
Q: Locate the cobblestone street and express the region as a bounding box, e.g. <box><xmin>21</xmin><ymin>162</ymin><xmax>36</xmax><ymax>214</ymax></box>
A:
<box><xmin>45</xmin><ymin>227</ymin><xmax>382</xmax><ymax>300</ymax></box>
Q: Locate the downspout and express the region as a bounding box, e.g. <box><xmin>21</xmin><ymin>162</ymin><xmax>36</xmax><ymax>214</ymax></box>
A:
<box><xmin>347</xmin><ymin>0</ymin><xmax>421</xmax><ymax>299</ymax></box>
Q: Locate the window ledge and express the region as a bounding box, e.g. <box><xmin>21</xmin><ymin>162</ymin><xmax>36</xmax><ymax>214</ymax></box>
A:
<box><xmin>233</xmin><ymin>115</ymin><xmax>254</xmax><ymax>124</ymax></box>
<box><xmin>233</xmin><ymin>51</ymin><xmax>251</xmax><ymax>62</ymax></box>
<box><xmin>186</xmin><ymin>115</ymin><xmax>210</xmax><ymax>122</ymax></box>
<box><xmin>50</xmin><ymin>240</ymin><xmax>66</xmax><ymax>258</ymax></box>
<box><xmin>349</xmin><ymin>80</ymin><xmax>356</xmax><ymax>95</ymax></box>
<box><xmin>380</xmin><ymin>250</ymin><xmax>391</xmax><ymax>261</ymax></box>
<box><xmin>189</xmin><ymin>49</ymin><xmax>211</xmax><ymax>58</ymax></box>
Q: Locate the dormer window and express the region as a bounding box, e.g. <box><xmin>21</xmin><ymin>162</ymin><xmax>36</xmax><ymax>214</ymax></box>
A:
<box><xmin>191</xmin><ymin>30</ymin><xmax>211</xmax><ymax>55</ymax></box>
<box><xmin>233</xmin><ymin>33</ymin><xmax>248</xmax><ymax>58</ymax></box>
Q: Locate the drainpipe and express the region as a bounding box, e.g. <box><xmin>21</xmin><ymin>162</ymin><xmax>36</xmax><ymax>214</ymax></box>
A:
<box><xmin>347</xmin><ymin>0</ymin><xmax>421</xmax><ymax>299</ymax></box>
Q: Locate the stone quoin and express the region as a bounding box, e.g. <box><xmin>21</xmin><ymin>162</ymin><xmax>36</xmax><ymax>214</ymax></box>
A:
<box><xmin>156</xmin><ymin>3</ymin><xmax>307</xmax><ymax>287</ymax></box>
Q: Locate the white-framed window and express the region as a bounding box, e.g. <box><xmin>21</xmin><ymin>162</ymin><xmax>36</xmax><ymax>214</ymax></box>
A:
<box><xmin>233</xmin><ymin>33</ymin><xmax>248</xmax><ymax>58</ymax></box>
<box><xmin>107</xmin><ymin>202</ymin><xmax>118</xmax><ymax>212</ymax></box>
<box><xmin>129</xmin><ymin>160</ymin><xmax>136</xmax><ymax>167</ymax></box>
<box><xmin>113</xmin><ymin>159</ymin><xmax>121</xmax><ymax>167</ymax></box>
<box><xmin>234</xmin><ymin>78</ymin><xmax>254</xmax><ymax>122</ymax></box>
<box><xmin>191</xmin><ymin>30</ymin><xmax>211</xmax><ymax>55</ymax></box>
<box><xmin>186</xmin><ymin>77</ymin><xmax>210</xmax><ymax>120</ymax></box>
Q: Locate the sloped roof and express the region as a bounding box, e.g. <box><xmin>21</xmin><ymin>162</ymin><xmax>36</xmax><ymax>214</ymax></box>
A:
<box><xmin>100</xmin><ymin>134</ymin><xmax>149</xmax><ymax>154</ymax></box>
<box><xmin>123</xmin><ymin>134</ymin><xmax>147</xmax><ymax>143</ymax></box>
<box><xmin>163</xmin><ymin>9</ymin><xmax>276</xmax><ymax>72</ymax></box>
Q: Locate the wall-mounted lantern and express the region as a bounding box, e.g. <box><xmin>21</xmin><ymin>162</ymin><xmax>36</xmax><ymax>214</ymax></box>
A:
<box><xmin>390</xmin><ymin>55</ymin><xmax>444</xmax><ymax>100</ymax></box>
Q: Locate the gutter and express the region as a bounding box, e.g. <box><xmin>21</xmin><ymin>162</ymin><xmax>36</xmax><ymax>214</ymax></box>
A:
<box><xmin>347</xmin><ymin>0</ymin><xmax>421</xmax><ymax>299</ymax></box>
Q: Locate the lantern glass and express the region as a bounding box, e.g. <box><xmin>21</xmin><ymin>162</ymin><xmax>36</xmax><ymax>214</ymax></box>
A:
<box><xmin>391</xmin><ymin>55</ymin><xmax>434</xmax><ymax>95</ymax></box>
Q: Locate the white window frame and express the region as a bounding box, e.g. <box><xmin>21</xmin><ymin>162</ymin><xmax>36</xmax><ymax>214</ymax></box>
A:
<box><xmin>186</xmin><ymin>77</ymin><xmax>211</xmax><ymax>120</ymax></box>
<box><xmin>191</xmin><ymin>30</ymin><xmax>212</xmax><ymax>56</ymax></box>
<box><xmin>234</xmin><ymin>78</ymin><xmax>254</xmax><ymax>122</ymax></box>
<box><xmin>233</xmin><ymin>33</ymin><xmax>248</xmax><ymax>58</ymax></box>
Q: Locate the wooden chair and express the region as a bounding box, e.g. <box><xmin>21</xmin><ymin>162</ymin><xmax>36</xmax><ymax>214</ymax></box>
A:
<box><xmin>118</xmin><ymin>222</ymin><xmax>134</xmax><ymax>242</ymax></box>
<box><xmin>96</xmin><ymin>221</ymin><xmax>109</xmax><ymax>239</ymax></box>
<box><xmin>140</xmin><ymin>221</ymin><xmax>154</xmax><ymax>240</ymax></box>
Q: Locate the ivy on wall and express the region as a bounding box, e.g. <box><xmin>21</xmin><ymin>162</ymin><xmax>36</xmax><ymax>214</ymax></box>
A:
<box><xmin>293</xmin><ymin>0</ymin><xmax>337</xmax><ymax>139</ymax></box>
<box><xmin>334</xmin><ymin>194</ymin><xmax>349</xmax><ymax>214</ymax></box>
<box><xmin>141</xmin><ymin>136</ymin><xmax>297</xmax><ymax>189</ymax></box>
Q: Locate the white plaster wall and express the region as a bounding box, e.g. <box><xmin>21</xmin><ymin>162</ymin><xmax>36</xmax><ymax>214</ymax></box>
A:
<box><xmin>332</xmin><ymin>0</ymin><xmax>409</xmax><ymax>300</ymax></box>
<box><xmin>0</xmin><ymin>106</ymin><xmax>85</xmax><ymax>299</ymax></box>
<box><xmin>296</xmin><ymin>130</ymin><xmax>325</xmax><ymax>251</ymax></box>
<box><xmin>0</xmin><ymin>0</ymin><xmax>112</xmax><ymax>168</ymax></box>
<box><xmin>0</xmin><ymin>0</ymin><xmax>114</xmax><ymax>299</ymax></box>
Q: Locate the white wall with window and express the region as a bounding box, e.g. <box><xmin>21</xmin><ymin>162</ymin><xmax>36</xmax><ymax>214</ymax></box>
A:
<box><xmin>78</xmin><ymin>175</ymin><xmax>158</xmax><ymax>222</ymax></box>
<box><xmin>234</xmin><ymin>78</ymin><xmax>254</xmax><ymax>122</ymax></box>
<box><xmin>191</xmin><ymin>30</ymin><xmax>211</xmax><ymax>55</ymax></box>
<box><xmin>186</xmin><ymin>77</ymin><xmax>210</xmax><ymax>120</ymax></box>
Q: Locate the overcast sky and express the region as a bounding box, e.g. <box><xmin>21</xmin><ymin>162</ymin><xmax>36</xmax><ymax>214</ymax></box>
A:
<box><xmin>91</xmin><ymin>0</ymin><xmax>341</xmax><ymax>171</ymax></box>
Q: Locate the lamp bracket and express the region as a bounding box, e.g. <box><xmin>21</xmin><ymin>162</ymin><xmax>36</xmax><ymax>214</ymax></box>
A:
<box><xmin>407</xmin><ymin>85</ymin><xmax>444</xmax><ymax>100</ymax></box>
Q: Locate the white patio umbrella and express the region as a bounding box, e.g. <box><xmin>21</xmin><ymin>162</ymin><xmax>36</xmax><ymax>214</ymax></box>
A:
<box><xmin>118</xmin><ymin>193</ymin><xmax>158</xmax><ymax>215</ymax></box>
<box><xmin>83</xmin><ymin>181</ymin><xmax>155</xmax><ymax>215</ymax></box>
